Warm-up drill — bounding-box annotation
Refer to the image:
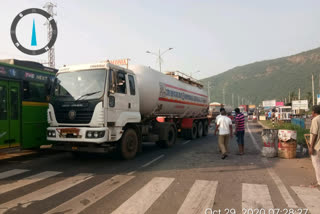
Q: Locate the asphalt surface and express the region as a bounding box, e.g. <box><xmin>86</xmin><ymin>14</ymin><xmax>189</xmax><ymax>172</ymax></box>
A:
<box><xmin>0</xmin><ymin>121</ymin><xmax>319</xmax><ymax>214</ymax></box>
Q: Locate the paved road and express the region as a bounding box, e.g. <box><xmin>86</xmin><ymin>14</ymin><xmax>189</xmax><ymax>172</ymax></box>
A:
<box><xmin>0</xmin><ymin>122</ymin><xmax>319</xmax><ymax>214</ymax></box>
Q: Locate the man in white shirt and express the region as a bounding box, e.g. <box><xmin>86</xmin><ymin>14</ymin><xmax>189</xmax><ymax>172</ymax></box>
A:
<box><xmin>214</xmin><ymin>108</ymin><xmax>233</xmax><ymax>159</ymax></box>
<box><xmin>309</xmin><ymin>105</ymin><xmax>320</xmax><ymax>187</ymax></box>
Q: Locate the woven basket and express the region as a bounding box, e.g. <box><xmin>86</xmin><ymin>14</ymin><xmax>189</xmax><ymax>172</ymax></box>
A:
<box><xmin>278</xmin><ymin>140</ymin><xmax>297</xmax><ymax>159</ymax></box>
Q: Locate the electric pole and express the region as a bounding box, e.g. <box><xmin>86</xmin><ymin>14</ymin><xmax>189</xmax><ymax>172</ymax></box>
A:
<box><xmin>222</xmin><ymin>88</ymin><xmax>225</xmax><ymax>104</ymax></box>
<box><xmin>207</xmin><ymin>82</ymin><xmax>213</xmax><ymax>103</ymax></box>
<box><xmin>43</xmin><ymin>2</ymin><xmax>57</xmax><ymax>68</ymax></box>
<box><xmin>232</xmin><ymin>93</ymin><xmax>234</xmax><ymax>107</ymax></box>
<box><xmin>289</xmin><ymin>92</ymin><xmax>291</xmax><ymax>103</ymax></box>
<box><xmin>298</xmin><ymin>88</ymin><xmax>300</xmax><ymax>100</ymax></box>
<box><xmin>312</xmin><ymin>73</ymin><xmax>315</xmax><ymax>105</ymax></box>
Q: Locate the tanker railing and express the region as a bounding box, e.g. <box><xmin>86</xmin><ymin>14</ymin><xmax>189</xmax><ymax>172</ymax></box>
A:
<box><xmin>164</xmin><ymin>71</ymin><xmax>203</xmax><ymax>88</ymax></box>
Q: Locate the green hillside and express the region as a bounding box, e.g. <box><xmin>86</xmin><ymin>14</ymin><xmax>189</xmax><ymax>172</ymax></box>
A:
<box><xmin>202</xmin><ymin>47</ymin><xmax>320</xmax><ymax>106</ymax></box>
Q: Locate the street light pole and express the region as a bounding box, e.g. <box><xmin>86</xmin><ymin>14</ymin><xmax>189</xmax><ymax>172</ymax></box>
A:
<box><xmin>158</xmin><ymin>49</ymin><xmax>161</xmax><ymax>72</ymax></box>
<box><xmin>146</xmin><ymin>48</ymin><xmax>173</xmax><ymax>73</ymax></box>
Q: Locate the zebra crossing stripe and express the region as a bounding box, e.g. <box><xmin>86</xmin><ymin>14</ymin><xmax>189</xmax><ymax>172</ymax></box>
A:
<box><xmin>177</xmin><ymin>180</ymin><xmax>218</xmax><ymax>214</ymax></box>
<box><xmin>291</xmin><ymin>186</ymin><xmax>320</xmax><ymax>214</ymax></box>
<box><xmin>0</xmin><ymin>169</ymin><xmax>29</xmax><ymax>180</ymax></box>
<box><xmin>0</xmin><ymin>171</ymin><xmax>61</xmax><ymax>194</ymax></box>
<box><xmin>111</xmin><ymin>177</ymin><xmax>175</xmax><ymax>214</ymax></box>
<box><xmin>45</xmin><ymin>175</ymin><xmax>134</xmax><ymax>214</ymax></box>
<box><xmin>242</xmin><ymin>183</ymin><xmax>274</xmax><ymax>210</ymax></box>
<box><xmin>0</xmin><ymin>173</ymin><xmax>93</xmax><ymax>214</ymax></box>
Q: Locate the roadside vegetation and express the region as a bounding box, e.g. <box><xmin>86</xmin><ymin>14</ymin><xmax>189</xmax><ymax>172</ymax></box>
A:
<box><xmin>259</xmin><ymin>120</ymin><xmax>309</xmax><ymax>146</ymax></box>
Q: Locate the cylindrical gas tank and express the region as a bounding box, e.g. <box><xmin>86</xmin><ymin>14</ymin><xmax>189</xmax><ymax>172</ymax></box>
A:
<box><xmin>129</xmin><ymin>65</ymin><xmax>208</xmax><ymax>119</ymax></box>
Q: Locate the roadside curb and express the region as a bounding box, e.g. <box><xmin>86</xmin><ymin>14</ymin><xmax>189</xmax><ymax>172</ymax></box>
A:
<box><xmin>257</xmin><ymin>121</ymin><xmax>270</xmax><ymax>129</ymax></box>
<box><xmin>0</xmin><ymin>149</ymin><xmax>37</xmax><ymax>161</ymax></box>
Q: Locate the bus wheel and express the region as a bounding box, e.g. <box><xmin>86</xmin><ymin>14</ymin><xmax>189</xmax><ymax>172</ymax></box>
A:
<box><xmin>203</xmin><ymin>120</ymin><xmax>209</xmax><ymax>136</ymax></box>
<box><xmin>197</xmin><ymin>121</ymin><xmax>203</xmax><ymax>138</ymax></box>
<box><xmin>120</xmin><ymin>129</ymin><xmax>138</xmax><ymax>160</ymax></box>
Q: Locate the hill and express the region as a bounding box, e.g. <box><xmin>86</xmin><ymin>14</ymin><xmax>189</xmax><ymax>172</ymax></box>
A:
<box><xmin>202</xmin><ymin>47</ymin><xmax>320</xmax><ymax>106</ymax></box>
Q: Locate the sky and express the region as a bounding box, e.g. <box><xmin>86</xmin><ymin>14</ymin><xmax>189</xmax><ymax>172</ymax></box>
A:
<box><xmin>1</xmin><ymin>0</ymin><xmax>320</xmax><ymax>79</ymax></box>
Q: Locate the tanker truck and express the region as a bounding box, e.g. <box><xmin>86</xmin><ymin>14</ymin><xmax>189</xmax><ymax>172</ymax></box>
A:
<box><xmin>46</xmin><ymin>62</ymin><xmax>210</xmax><ymax>159</ymax></box>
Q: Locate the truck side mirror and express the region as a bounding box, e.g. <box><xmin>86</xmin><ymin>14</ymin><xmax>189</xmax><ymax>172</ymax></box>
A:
<box><xmin>108</xmin><ymin>70</ymin><xmax>116</xmax><ymax>96</ymax></box>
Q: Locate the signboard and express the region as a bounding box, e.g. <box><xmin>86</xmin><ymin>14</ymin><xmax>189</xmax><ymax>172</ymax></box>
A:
<box><xmin>317</xmin><ymin>94</ymin><xmax>320</xmax><ymax>105</ymax></box>
<box><xmin>276</xmin><ymin>102</ymin><xmax>284</xmax><ymax>106</ymax></box>
<box><xmin>292</xmin><ymin>100</ymin><xmax>308</xmax><ymax>110</ymax></box>
<box><xmin>0</xmin><ymin>65</ymin><xmax>53</xmax><ymax>83</ymax></box>
<box><xmin>262</xmin><ymin>100</ymin><xmax>276</xmax><ymax>107</ymax></box>
<box><xmin>108</xmin><ymin>59</ymin><xmax>129</xmax><ymax>68</ymax></box>
<box><xmin>249</xmin><ymin>105</ymin><xmax>256</xmax><ymax>109</ymax></box>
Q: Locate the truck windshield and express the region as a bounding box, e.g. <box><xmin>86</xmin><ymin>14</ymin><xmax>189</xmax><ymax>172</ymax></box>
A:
<box><xmin>53</xmin><ymin>69</ymin><xmax>106</xmax><ymax>101</ymax></box>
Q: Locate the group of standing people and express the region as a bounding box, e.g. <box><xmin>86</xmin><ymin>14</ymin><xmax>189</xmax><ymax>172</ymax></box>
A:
<box><xmin>214</xmin><ymin>108</ymin><xmax>245</xmax><ymax>159</ymax></box>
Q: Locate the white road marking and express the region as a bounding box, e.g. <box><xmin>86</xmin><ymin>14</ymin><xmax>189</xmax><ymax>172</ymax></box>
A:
<box><xmin>111</xmin><ymin>177</ymin><xmax>174</xmax><ymax>214</ymax></box>
<box><xmin>242</xmin><ymin>183</ymin><xmax>274</xmax><ymax>209</ymax></box>
<box><xmin>127</xmin><ymin>154</ymin><xmax>165</xmax><ymax>176</ymax></box>
<box><xmin>0</xmin><ymin>171</ymin><xmax>61</xmax><ymax>194</ymax></box>
<box><xmin>182</xmin><ymin>140</ymin><xmax>191</xmax><ymax>145</ymax></box>
<box><xmin>127</xmin><ymin>171</ymin><xmax>137</xmax><ymax>176</ymax></box>
<box><xmin>177</xmin><ymin>180</ymin><xmax>218</xmax><ymax>214</ymax></box>
<box><xmin>45</xmin><ymin>175</ymin><xmax>134</xmax><ymax>214</ymax></box>
<box><xmin>247</xmin><ymin>124</ymin><xmax>298</xmax><ymax>208</ymax></box>
<box><xmin>141</xmin><ymin>154</ymin><xmax>165</xmax><ymax>168</ymax></box>
<box><xmin>291</xmin><ymin>186</ymin><xmax>320</xmax><ymax>214</ymax></box>
<box><xmin>0</xmin><ymin>169</ymin><xmax>29</xmax><ymax>180</ymax></box>
<box><xmin>0</xmin><ymin>173</ymin><xmax>93</xmax><ymax>214</ymax></box>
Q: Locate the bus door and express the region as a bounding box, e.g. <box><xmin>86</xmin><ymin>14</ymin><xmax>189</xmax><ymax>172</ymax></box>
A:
<box><xmin>0</xmin><ymin>80</ymin><xmax>21</xmax><ymax>149</ymax></box>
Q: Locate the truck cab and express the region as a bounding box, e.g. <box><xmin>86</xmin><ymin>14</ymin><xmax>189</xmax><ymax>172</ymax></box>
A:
<box><xmin>47</xmin><ymin>63</ymin><xmax>141</xmax><ymax>156</ymax></box>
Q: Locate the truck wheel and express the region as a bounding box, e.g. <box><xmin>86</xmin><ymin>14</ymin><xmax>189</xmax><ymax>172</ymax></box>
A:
<box><xmin>120</xmin><ymin>129</ymin><xmax>138</xmax><ymax>160</ymax></box>
<box><xmin>157</xmin><ymin>125</ymin><xmax>176</xmax><ymax>148</ymax></box>
<box><xmin>197</xmin><ymin>121</ymin><xmax>203</xmax><ymax>138</ymax></box>
<box><xmin>191</xmin><ymin>122</ymin><xmax>197</xmax><ymax>139</ymax></box>
<box><xmin>203</xmin><ymin>120</ymin><xmax>209</xmax><ymax>136</ymax></box>
<box><xmin>183</xmin><ymin>122</ymin><xmax>198</xmax><ymax>140</ymax></box>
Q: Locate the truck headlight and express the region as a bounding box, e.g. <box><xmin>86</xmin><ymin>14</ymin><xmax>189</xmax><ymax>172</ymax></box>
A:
<box><xmin>87</xmin><ymin>132</ymin><xmax>92</xmax><ymax>138</ymax></box>
<box><xmin>86</xmin><ymin>131</ymin><xmax>105</xmax><ymax>138</ymax></box>
<box><xmin>47</xmin><ymin>130</ymin><xmax>56</xmax><ymax>138</ymax></box>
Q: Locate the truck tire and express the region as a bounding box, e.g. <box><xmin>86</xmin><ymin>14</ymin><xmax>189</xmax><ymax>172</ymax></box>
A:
<box><xmin>203</xmin><ymin>120</ymin><xmax>209</xmax><ymax>136</ymax></box>
<box><xmin>183</xmin><ymin>122</ymin><xmax>197</xmax><ymax>140</ymax></box>
<box><xmin>197</xmin><ymin>121</ymin><xmax>203</xmax><ymax>138</ymax></box>
<box><xmin>119</xmin><ymin>129</ymin><xmax>138</xmax><ymax>160</ymax></box>
<box><xmin>157</xmin><ymin>125</ymin><xmax>176</xmax><ymax>148</ymax></box>
<box><xmin>191</xmin><ymin>122</ymin><xmax>198</xmax><ymax>139</ymax></box>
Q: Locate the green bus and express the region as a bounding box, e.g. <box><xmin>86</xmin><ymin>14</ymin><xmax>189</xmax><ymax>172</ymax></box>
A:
<box><xmin>0</xmin><ymin>59</ymin><xmax>57</xmax><ymax>150</ymax></box>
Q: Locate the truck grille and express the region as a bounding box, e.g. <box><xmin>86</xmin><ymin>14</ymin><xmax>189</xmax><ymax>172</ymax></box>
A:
<box><xmin>55</xmin><ymin>110</ymin><xmax>94</xmax><ymax>124</ymax></box>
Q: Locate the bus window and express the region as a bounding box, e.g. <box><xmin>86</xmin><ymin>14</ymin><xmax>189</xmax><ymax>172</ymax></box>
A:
<box><xmin>0</xmin><ymin>85</ymin><xmax>7</xmax><ymax>120</ymax></box>
<box><xmin>23</xmin><ymin>81</ymin><xmax>46</xmax><ymax>102</ymax></box>
<box><xmin>10</xmin><ymin>87</ymin><xmax>19</xmax><ymax>120</ymax></box>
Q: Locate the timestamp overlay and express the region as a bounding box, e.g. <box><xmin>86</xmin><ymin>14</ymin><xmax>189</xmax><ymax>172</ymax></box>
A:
<box><xmin>205</xmin><ymin>208</ymin><xmax>309</xmax><ymax>214</ymax></box>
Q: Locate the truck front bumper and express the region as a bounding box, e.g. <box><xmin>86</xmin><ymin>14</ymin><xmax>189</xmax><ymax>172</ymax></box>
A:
<box><xmin>47</xmin><ymin>127</ymin><xmax>109</xmax><ymax>144</ymax></box>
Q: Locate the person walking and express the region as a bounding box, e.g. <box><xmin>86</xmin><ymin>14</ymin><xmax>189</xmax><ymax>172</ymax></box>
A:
<box><xmin>235</xmin><ymin>108</ymin><xmax>245</xmax><ymax>155</ymax></box>
<box><xmin>214</xmin><ymin>108</ymin><xmax>233</xmax><ymax>159</ymax></box>
<box><xmin>308</xmin><ymin>105</ymin><xmax>320</xmax><ymax>188</ymax></box>
<box><xmin>268</xmin><ymin>110</ymin><xmax>272</xmax><ymax>120</ymax></box>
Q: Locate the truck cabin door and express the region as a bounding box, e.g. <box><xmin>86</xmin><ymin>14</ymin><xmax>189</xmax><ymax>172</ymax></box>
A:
<box><xmin>107</xmin><ymin>69</ymin><xmax>130</xmax><ymax>122</ymax></box>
